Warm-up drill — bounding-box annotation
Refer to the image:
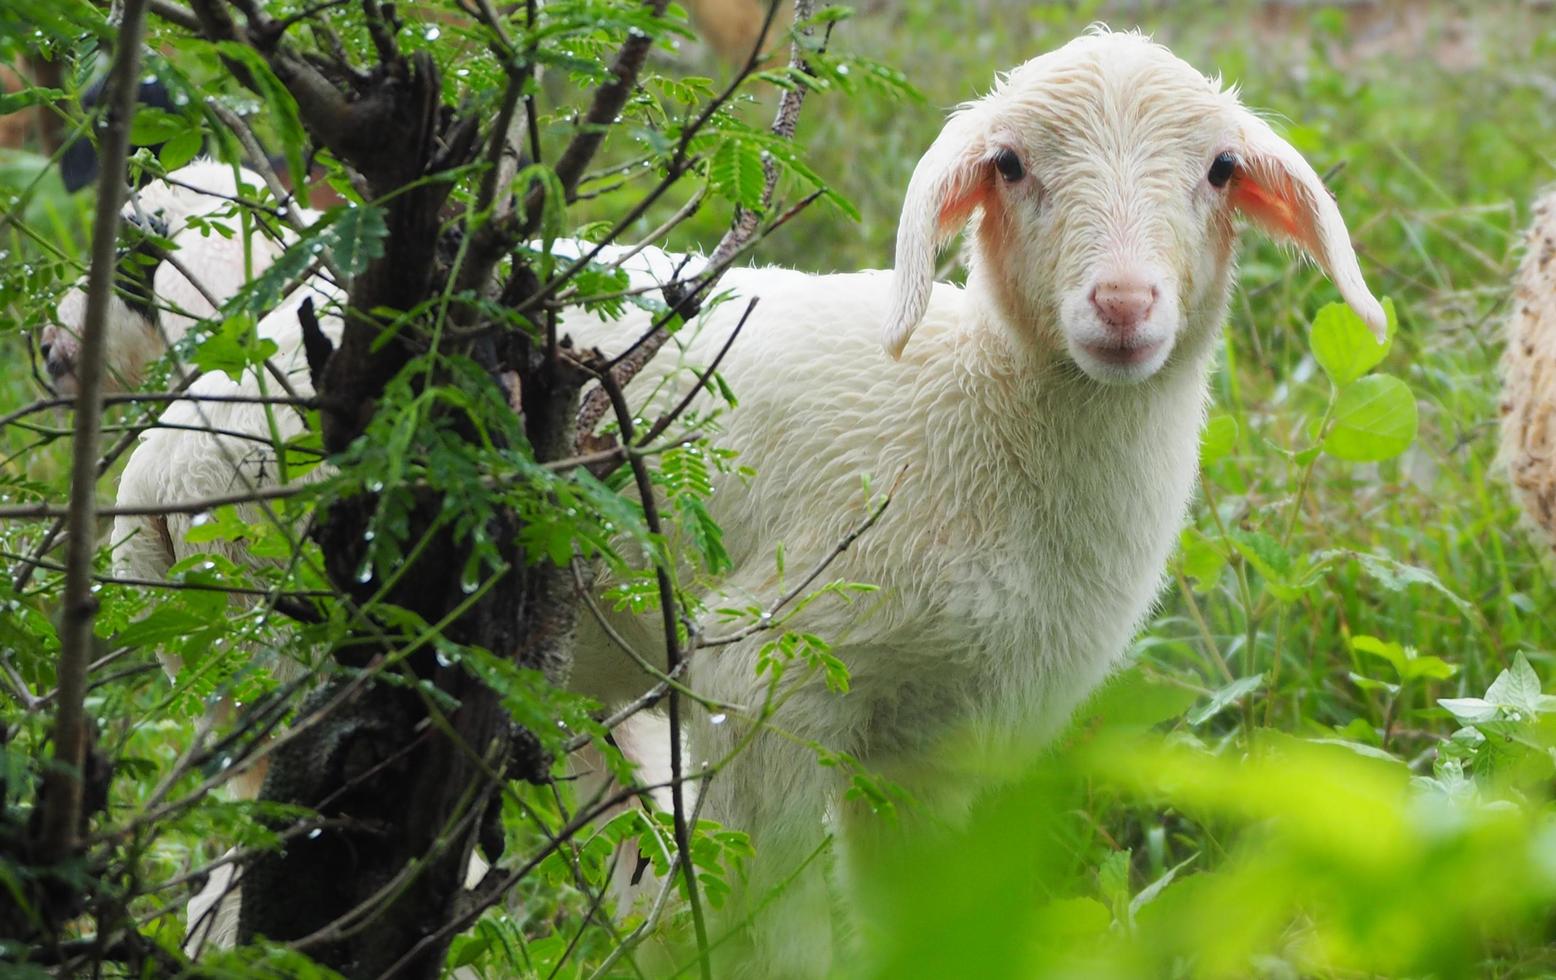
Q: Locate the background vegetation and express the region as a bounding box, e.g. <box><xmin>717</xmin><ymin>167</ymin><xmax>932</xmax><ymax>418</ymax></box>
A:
<box><xmin>4</xmin><ymin>0</ymin><xmax>1556</xmax><ymax>977</ymax></box>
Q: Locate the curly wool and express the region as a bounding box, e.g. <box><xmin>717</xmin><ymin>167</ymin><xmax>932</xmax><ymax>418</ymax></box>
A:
<box><xmin>1502</xmin><ymin>189</ymin><xmax>1556</xmax><ymax>551</ymax></box>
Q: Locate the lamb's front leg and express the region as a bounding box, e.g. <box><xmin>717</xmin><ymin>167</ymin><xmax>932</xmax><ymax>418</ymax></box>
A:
<box><xmin>689</xmin><ymin>691</ymin><xmax>842</xmax><ymax>979</ymax></box>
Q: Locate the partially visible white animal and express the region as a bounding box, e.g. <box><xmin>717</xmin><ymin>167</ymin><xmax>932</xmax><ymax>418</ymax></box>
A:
<box><xmin>111</xmin><ymin>278</ymin><xmax>341</xmax><ymax>656</ymax></box>
<box><xmin>40</xmin><ymin>160</ymin><xmax>299</xmax><ymax>394</ymax></box>
<box><xmin>562</xmin><ymin>28</ymin><xmax>1385</xmax><ymax>976</ymax></box>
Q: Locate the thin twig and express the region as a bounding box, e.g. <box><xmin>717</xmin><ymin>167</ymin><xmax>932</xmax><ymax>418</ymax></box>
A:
<box><xmin>574</xmin><ymin>187</ymin><xmax>822</xmax><ymax>437</ymax></box>
<box><xmin>0</xmin><ymin>482</ymin><xmax>309</xmax><ymax>521</ymax></box>
<box><xmin>39</xmin><ymin>0</ymin><xmax>151</xmax><ymax>863</ymax></box>
<box><xmin>702</xmin><ymin>467</ymin><xmax>905</xmax><ymax>648</ymax></box>
<box><xmin>636</xmin><ymin>296</ymin><xmax>757</xmax><ymax>447</ymax></box>
<box><xmin>0</xmin><ymin>391</ymin><xmax>314</xmax><ymax>431</ymax></box>
<box><xmin>591</xmin><ymin>362</ymin><xmax>713</xmax><ymax>980</ymax></box>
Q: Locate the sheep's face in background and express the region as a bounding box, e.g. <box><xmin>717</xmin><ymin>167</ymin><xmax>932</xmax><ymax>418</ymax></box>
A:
<box><xmin>34</xmin><ymin>160</ymin><xmax>283</xmax><ymax>397</ymax></box>
<box><xmin>885</xmin><ymin>30</ymin><xmax>1385</xmax><ymax>378</ymax></box>
<box><xmin>38</xmin><ymin>287</ymin><xmax>162</xmax><ymax>396</ymax></box>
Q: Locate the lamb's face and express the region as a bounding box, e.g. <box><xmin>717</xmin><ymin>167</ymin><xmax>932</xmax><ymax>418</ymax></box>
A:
<box><xmin>980</xmin><ymin>42</ymin><xmax>1244</xmax><ymax>384</ymax></box>
<box><xmin>38</xmin><ymin>287</ymin><xmax>163</xmax><ymax>396</ymax></box>
<box><xmin>884</xmin><ymin>30</ymin><xmax>1385</xmax><ymax>371</ymax></box>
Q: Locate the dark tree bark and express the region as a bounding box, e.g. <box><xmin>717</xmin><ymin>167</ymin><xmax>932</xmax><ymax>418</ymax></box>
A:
<box><xmin>154</xmin><ymin>2</ymin><xmax>649</xmax><ymax>975</ymax></box>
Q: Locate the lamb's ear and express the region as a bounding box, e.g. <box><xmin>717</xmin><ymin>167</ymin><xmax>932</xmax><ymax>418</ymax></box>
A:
<box><xmin>884</xmin><ymin>115</ymin><xmax>991</xmax><ymax>359</ymax></box>
<box><xmin>1232</xmin><ymin>116</ymin><xmax>1386</xmax><ymax>340</ymax></box>
<box><xmin>116</xmin><ymin>213</ymin><xmax>169</xmax><ymax>324</ymax></box>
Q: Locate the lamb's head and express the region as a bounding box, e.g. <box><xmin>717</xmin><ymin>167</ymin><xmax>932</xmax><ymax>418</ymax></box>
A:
<box><xmin>39</xmin><ymin>242</ymin><xmax>165</xmax><ymax>396</ymax></box>
<box><xmin>885</xmin><ymin>30</ymin><xmax>1385</xmax><ymax>383</ymax></box>
<box><xmin>36</xmin><ymin>161</ymin><xmax>284</xmax><ymax>395</ymax></box>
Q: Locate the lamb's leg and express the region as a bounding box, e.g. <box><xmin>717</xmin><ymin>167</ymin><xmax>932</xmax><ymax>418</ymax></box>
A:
<box><xmin>690</xmin><ymin>705</ymin><xmax>839</xmax><ymax>979</ymax></box>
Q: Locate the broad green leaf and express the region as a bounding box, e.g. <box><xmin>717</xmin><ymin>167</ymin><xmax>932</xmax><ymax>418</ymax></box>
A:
<box><xmin>1199</xmin><ymin>414</ymin><xmax>1238</xmax><ymax>465</ymax></box>
<box><xmin>1129</xmin><ymin>854</ymin><xmax>1196</xmax><ymax>925</ymax></box>
<box><xmin>1484</xmin><ymin>653</ymin><xmax>1543</xmax><ymax>716</ymax></box>
<box><xmin>129</xmin><ymin>107</ymin><xmax>187</xmax><ymax>144</ymax></box>
<box><xmin>1352</xmin><ymin>634</ymin><xmax>1458</xmax><ymax>683</ymax></box>
<box><xmin>1318</xmin><ymin>549</ymin><xmax>1474</xmax><ymax>614</ymax></box>
<box><xmin>158</xmin><ymin>129</ymin><xmax>203</xmax><ymax>171</ymax></box>
<box><xmin>1349</xmin><ymin>672</ymin><xmax>1401</xmax><ymax>695</ymax></box>
<box><xmin>1438</xmin><ymin>697</ymin><xmax>1499</xmax><ymax>725</ymax></box>
<box><xmin>193</xmin><ymin>314</ymin><xmax>279</xmax><ymax>381</ymax></box>
<box><xmin>1310</xmin><ymin>296</ymin><xmax>1396</xmax><ymax>386</ymax></box>
<box><xmin>1322</xmin><ymin>373</ymin><xmax>1417</xmax><ymax>462</ymax></box>
<box><xmin>1351</xmin><ymin>635</ymin><xmax>1408</xmax><ymax>676</ymax></box>
<box><xmin>1031</xmin><ymin>897</ymin><xmax>1110</xmax><ymax>942</ymax></box>
<box><xmin>1076</xmin><ymin>667</ymin><xmax>1197</xmax><ymax>732</ymax></box>
<box><xmin>1098</xmin><ymin>849</ymin><xmax>1131</xmax><ymax>919</ymax></box>
<box><xmin>1177</xmin><ymin>527</ymin><xmax>1226</xmax><ymax>591</ymax></box>
<box><xmin>1229</xmin><ymin>530</ymin><xmax>1324</xmax><ymax>601</ymax></box>
<box><xmin>1401</xmin><ymin>656</ymin><xmax>1458</xmax><ymax>682</ymax></box>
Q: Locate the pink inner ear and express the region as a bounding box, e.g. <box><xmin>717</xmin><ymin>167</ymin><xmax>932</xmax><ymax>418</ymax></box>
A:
<box><xmin>1230</xmin><ymin>166</ymin><xmax>1318</xmax><ymax>254</ymax></box>
<box><xmin>934</xmin><ymin>167</ymin><xmax>992</xmax><ymax>239</ymax></box>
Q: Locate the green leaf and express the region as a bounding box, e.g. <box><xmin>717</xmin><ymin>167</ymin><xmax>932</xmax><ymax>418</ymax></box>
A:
<box><xmin>1352</xmin><ymin>634</ymin><xmax>1458</xmax><ymax>683</ymax></box>
<box><xmin>1438</xmin><ymin>696</ymin><xmax>1499</xmax><ymax>725</ymax></box>
<box><xmin>1075</xmin><ymin>667</ymin><xmax>1197</xmax><ymax>733</ymax></box>
<box><xmin>1310</xmin><ymin>296</ymin><xmax>1396</xmax><ymax>387</ymax></box>
<box><xmin>1351</xmin><ymin>634</ymin><xmax>1408</xmax><ymax>676</ymax></box>
<box><xmin>1098</xmin><ymin>849</ymin><xmax>1131</xmax><ymax>919</ymax></box>
<box><xmin>1129</xmin><ymin>854</ymin><xmax>1196</xmax><ymax>925</ymax></box>
<box><xmin>1199</xmin><ymin>414</ymin><xmax>1238</xmax><ymax>465</ymax></box>
<box><xmin>1177</xmin><ymin>528</ymin><xmax>1226</xmax><ymax>591</ymax></box>
<box><xmin>1401</xmin><ymin>656</ymin><xmax>1458</xmax><ymax>682</ymax></box>
<box><xmin>129</xmin><ymin>107</ymin><xmax>187</xmax><ymax>145</ymax></box>
<box><xmin>1484</xmin><ymin>653</ymin><xmax>1544</xmax><ymax>716</ymax></box>
<box><xmin>1322</xmin><ymin>373</ymin><xmax>1417</xmax><ymax>462</ymax></box>
<box><xmin>158</xmin><ymin>129</ymin><xmax>203</xmax><ymax>171</ymax></box>
<box><xmin>0</xmin><ymin>87</ymin><xmax>63</xmax><ymax>115</ymax></box>
<box><xmin>213</xmin><ymin>42</ymin><xmax>309</xmax><ymax>207</ymax></box>
<box><xmin>325</xmin><ymin>204</ymin><xmax>388</xmax><ymax>278</ymax></box>
<box><xmin>1229</xmin><ymin>530</ymin><xmax>1324</xmax><ymax>601</ymax></box>
<box><xmin>1188</xmin><ymin>673</ymin><xmax>1265</xmax><ymax>726</ymax></box>
<box><xmin>1317</xmin><ymin>549</ymin><xmax>1474</xmax><ymax>614</ymax></box>
<box><xmin>709</xmin><ymin>139</ymin><xmax>766</xmax><ymax>210</ymax></box>
<box><xmin>192</xmin><ymin>314</ymin><xmax>278</xmax><ymax>381</ymax></box>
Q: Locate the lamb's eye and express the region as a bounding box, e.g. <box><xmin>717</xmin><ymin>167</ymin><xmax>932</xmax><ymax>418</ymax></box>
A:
<box><xmin>1207</xmin><ymin>151</ymin><xmax>1238</xmax><ymax>189</ymax></box>
<box><xmin>993</xmin><ymin>148</ymin><xmax>1024</xmax><ymax>183</ymax></box>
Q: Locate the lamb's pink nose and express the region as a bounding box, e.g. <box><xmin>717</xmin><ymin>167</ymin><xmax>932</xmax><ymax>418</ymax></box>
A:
<box><xmin>1090</xmin><ymin>276</ymin><xmax>1158</xmax><ymax>333</ymax></box>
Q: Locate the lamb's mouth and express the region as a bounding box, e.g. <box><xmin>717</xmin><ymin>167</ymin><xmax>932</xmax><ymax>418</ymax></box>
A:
<box><xmin>1081</xmin><ymin>338</ymin><xmax>1164</xmax><ymax>367</ymax></box>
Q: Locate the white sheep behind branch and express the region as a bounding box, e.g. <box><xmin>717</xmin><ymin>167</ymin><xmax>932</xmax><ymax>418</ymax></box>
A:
<box><xmin>40</xmin><ymin>159</ymin><xmax>303</xmax><ymax>394</ymax></box>
<box><xmin>563</xmin><ymin>29</ymin><xmax>1384</xmax><ymax>976</ymax></box>
<box><xmin>111</xmin><ymin>278</ymin><xmax>341</xmax><ymax>668</ymax></box>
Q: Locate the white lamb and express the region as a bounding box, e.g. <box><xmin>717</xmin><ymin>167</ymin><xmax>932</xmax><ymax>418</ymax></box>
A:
<box><xmin>40</xmin><ymin>159</ymin><xmax>299</xmax><ymax>395</ymax></box>
<box><xmin>107</xmin><ymin>29</ymin><xmax>1385</xmax><ymax>974</ymax></box>
<box><xmin>111</xmin><ymin>278</ymin><xmax>341</xmax><ymax>659</ymax></box>
<box><xmin>561</xmin><ymin>29</ymin><xmax>1385</xmax><ymax>976</ymax></box>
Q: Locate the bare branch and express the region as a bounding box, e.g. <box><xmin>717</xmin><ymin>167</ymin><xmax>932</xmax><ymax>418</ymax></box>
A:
<box><xmin>147</xmin><ymin>0</ymin><xmax>200</xmax><ymax>31</ymax></box>
<box><xmin>635</xmin><ymin>296</ymin><xmax>758</xmax><ymax>447</ymax></box>
<box><xmin>547</xmin><ymin>0</ymin><xmax>672</xmax><ymax>201</ymax></box>
<box><xmin>702</xmin><ymin>467</ymin><xmax>905</xmax><ymax>649</ymax></box>
<box><xmin>706</xmin><ymin>0</ymin><xmax>817</xmax><ymax>270</ymax></box>
<box><xmin>573</xmin><ymin>187</ymin><xmax>822</xmax><ymax>437</ymax></box>
<box><xmin>0</xmin><ymin>482</ymin><xmax>310</xmax><ymax>521</ymax></box>
<box><xmin>39</xmin><ymin>0</ymin><xmax>151</xmax><ymax>863</ymax></box>
<box><xmin>0</xmin><ymin>391</ymin><xmax>315</xmax><ymax>431</ymax></box>
<box><xmin>589</xmin><ymin>360</ymin><xmax>713</xmax><ymax>978</ymax></box>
